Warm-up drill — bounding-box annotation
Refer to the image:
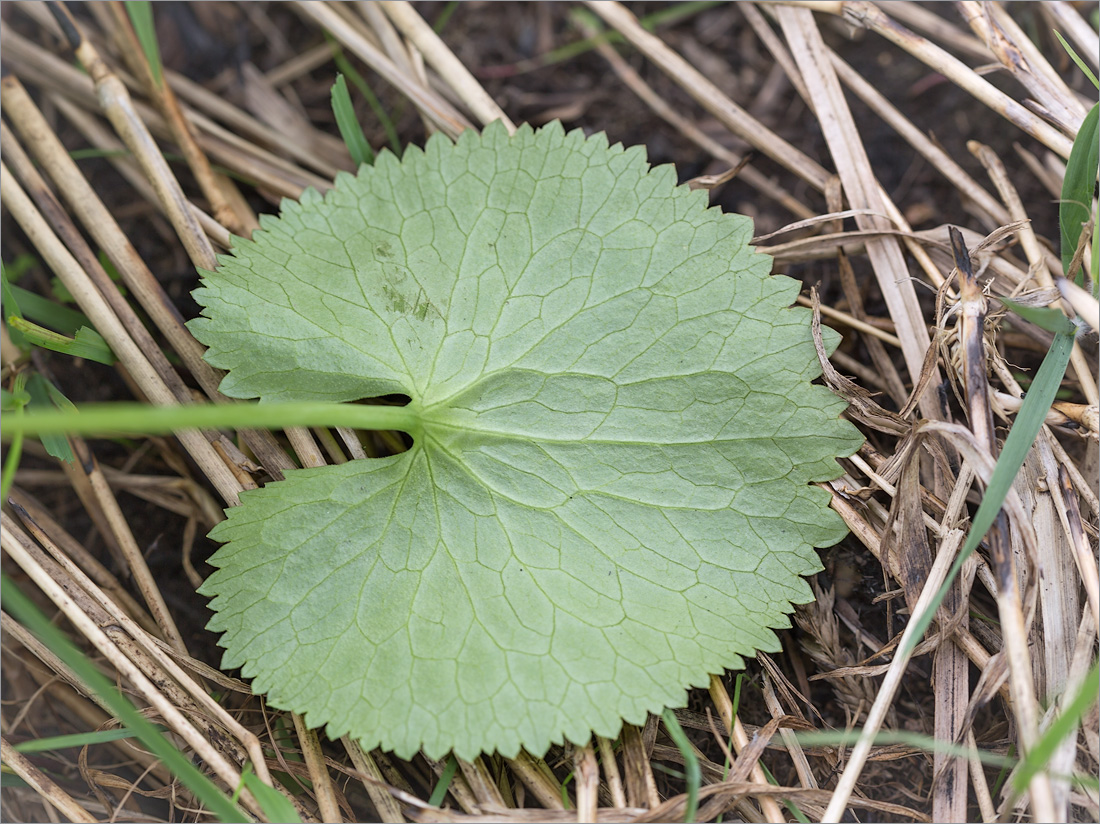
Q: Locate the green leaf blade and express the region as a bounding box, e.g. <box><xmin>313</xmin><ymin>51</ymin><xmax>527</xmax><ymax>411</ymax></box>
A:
<box><xmin>331</xmin><ymin>73</ymin><xmax>375</xmax><ymax>168</ymax></box>
<box><xmin>1060</xmin><ymin>102</ymin><xmax>1098</xmax><ymax>285</ymax></box>
<box><xmin>191</xmin><ymin>121</ymin><xmax>861</xmax><ymax>760</ymax></box>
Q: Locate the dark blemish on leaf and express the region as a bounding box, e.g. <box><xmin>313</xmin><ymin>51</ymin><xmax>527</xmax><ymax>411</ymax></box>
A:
<box><xmin>382</xmin><ymin>273</ymin><xmax>441</xmax><ymax>323</ymax></box>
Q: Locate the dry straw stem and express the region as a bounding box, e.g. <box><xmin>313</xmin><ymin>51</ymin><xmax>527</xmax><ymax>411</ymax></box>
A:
<box><xmin>3</xmin><ymin>2</ymin><xmax>1097</xmax><ymax>821</ymax></box>
<box><xmin>774</xmin><ymin>6</ymin><xmax>942</xmax><ymax>418</ymax></box>
<box><xmin>575</xmin><ymin>743</ymin><xmax>601</xmax><ymax>824</ymax></box>
<box><xmin>0</xmin><ymin>79</ymin><xmax>224</xmax><ymax>400</ymax></box>
<box><xmin>10</xmin><ymin>499</ymin><xmax>281</xmax><ymax>795</ymax></box>
<box><xmin>573</xmin><ymin>9</ymin><xmax>817</xmax><ymax>222</ymax></box>
<box><xmin>1058</xmin><ymin>276</ymin><xmax>1100</xmax><ymax>334</ymax></box>
<box><xmin>0</xmin><ymin>514</ymin><xmax>273</xmax><ymax>819</ymax></box>
<box><xmin>341</xmin><ymin>738</ymin><xmax>407</xmax><ymax>823</ymax></box>
<box><xmin>820</xmin><ymin>528</ymin><xmax>966</xmax><ymax>822</ymax></box>
<box><xmin>0</xmin><ymin>79</ymin><xmax>292</xmax><ymax>479</ymax></box>
<box><xmin>0</xmin><ymin>737</ymin><xmax>97</xmax><ymax>824</ymax></box>
<box><xmin>292</xmin><ymin>0</ymin><xmax>473</xmax><ymax>138</ymax></box>
<box><xmin>885</xmin><ymin>0</ymin><xmax>994</xmax><ymax>61</ymax></box>
<box><xmin>1039</xmin><ymin>1</ymin><xmax>1100</xmax><ymax>70</ymax></box>
<box><xmin>583</xmin><ymin>1</ymin><xmax>833</xmax><ymax>192</ymax></box>
<box><xmin>0</xmin><ymin>163</ymin><xmax>245</xmax><ymax>504</ymax></box>
<box><xmin>95</xmin><ymin>2</ymin><xmax>255</xmax><ymax>236</ymax></box>
<box><xmin>707</xmin><ymin>674</ymin><xmax>784</xmax><ymax>822</ymax></box>
<box><xmin>61</xmin><ymin>436</ymin><xmax>188</xmax><ymax>652</ymax></box>
<box><xmin>956</xmin><ymin>0</ymin><xmax>1091</xmax><ymax>129</ymax></box>
<box><xmin>7</xmin><ymin>487</ymin><xmax>160</xmax><ymax>636</ymax></box>
<box><xmin>772</xmin><ymin>0</ymin><xmax>1077</xmax><ymax>157</ymax></box>
<box><xmin>458</xmin><ymin>757</ymin><xmax>508</xmax><ymax>811</ymax></box>
<box><xmin>758</xmin><ymin>662</ymin><xmax>817</xmax><ymax>790</ymax></box>
<box><xmin>2</xmin><ymin>33</ymin><xmax>338</xmax><ymax>479</ymax></box>
<box><xmin>49</xmin><ymin>94</ymin><xmax>237</xmax><ymax>250</ymax></box>
<box><xmin>950</xmin><ymin>231</ymin><xmax>1056</xmax><ymax>820</ymax></box>
<box><xmin>294</xmin><ymin>717</ymin><xmax>344</xmax><ymax>823</ymax></box>
<box><xmin>968</xmin><ymin>139</ymin><xmax>1098</xmax><ymax>406</ymax></box>
<box><xmin>378</xmin><ymin>1</ymin><xmax>516</xmax><ymax>132</ymax></box>
<box><xmin>52</xmin><ymin>6</ymin><xmax>219</xmax><ymax>273</ymax></box>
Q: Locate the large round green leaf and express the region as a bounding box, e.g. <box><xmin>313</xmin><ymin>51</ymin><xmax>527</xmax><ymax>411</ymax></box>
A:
<box><xmin>189</xmin><ymin>121</ymin><xmax>861</xmax><ymax>760</ymax></box>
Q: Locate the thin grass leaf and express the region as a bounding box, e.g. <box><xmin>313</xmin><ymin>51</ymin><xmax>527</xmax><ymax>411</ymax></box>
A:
<box><xmin>5</xmin><ymin>283</ymin><xmax>91</xmax><ymax>336</ymax></box>
<box><xmin>244</xmin><ymin>771</ymin><xmax>302</xmax><ymax>824</ymax></box>
<box><xmin>124</xmin><ymin>1</ymin><xmax>163</xmax><ymax>89</ymax></box>
<box><xmin>756</xmin><ymin>762</ymin><xmax>810</xmax><ymax>824</ymax></box>
<box><xmin>6</xmin><ymin>317</ymin><xmax>115</xmax><ymax>365</ymax></box>
<box><xmin>902</xmin><ymin>106</ymin><xmax>1099</xmax><ymax>655</ymax></box>
<box><xmin>992</xmin><ymin>743</ymin><xmax>1018</xmax><ymax>799</ymax></box>
<box><xmin>559</xmin><ymin>768</ymin><xmax>576</xmax><ymax>809</ymax></box>
<box><xmin>662</xmin><ymin>709</ymin><xmax>699</xmax><ymax>824</ymax></box>
<box><xmin>901</xmin><ymin>329</ymin><xmax>1076</xmax><ymax>656</ymax></box>
<box><xmin>1010</xmin><ymin>663</ymin><xmax>1100</xmax><ymax>797</ymax></box>
<box><xmin>0</xmin><ymin>573</ymin><xmax>249</xmax><ymax>823</ymax></box>
<box><xmin>2</xmin><ymin>276</ymin><xmax>28</xmax><ymax>350</ymax></box>
<box><xmin>427</xmin><ymin>755</ymin><xmax>458</xmax><ymax>808</ymax></box>
<box><xmin>1</xmin><ymin>382</ymin><xmax>26</xmax><ymax>501</ymax></box>
<box><xmin>327</xmin><ymin>40</ymin><xmax>402</xmax><ymax>157</ymax></box>
<box><xmin>503</xmin><ymin>2</ymin><xmax>720</xmax><ymax>76</ymax></box>
<box><xmin>13</xmin><ymin>726</ymin><xmax>168</xmax><ymax>753</ymax></box>
<box><xmin>330</xmin><ymin>74</ymin><xmax>375</xmax><ymax>167</ymax></box>
<box><xmin>998</xmin><ymin>297</ymin><xmax>1080</xmax><ymax>334</ymax></box>
<box><xmin>794</xmin><ymin>729</ymin><xmax>1018</xmax><ymax>770</ymax></box>
<box><xmin>1053</xmin><ymin>31</ymin><xmax>1099</xmax><ymax>89</ymax></box>
<box><xmin>0</xmin><ymin>256</ymin><xmax>36</xmax><ymax>282</ymax></box>
<box><xmin>432</xmin><ymin>1</ymin><xmax>460</xmax><ymax>34</ymax></box>
<box><xmin>1060</xmin><ymin>103</ymin><xmax>1098</xmax><ymax>285</ymax></box>
<box><xmin>25</xmin><ymin>373</ymin><xmax>75</xmax><ymax>464</ymax></box>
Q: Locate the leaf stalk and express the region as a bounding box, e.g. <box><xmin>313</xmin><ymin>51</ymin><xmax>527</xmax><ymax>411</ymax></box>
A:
<box><xmin>1</xmin><ymin>400</ymin><xmax>420</xmax><ymax>440</ymax></box>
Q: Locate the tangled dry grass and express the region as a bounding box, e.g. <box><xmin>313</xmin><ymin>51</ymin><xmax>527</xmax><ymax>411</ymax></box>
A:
<box><xmin>1</xmin><ymin>2</ymin><xmax>1097</xmax><ymax>822</ymax></box>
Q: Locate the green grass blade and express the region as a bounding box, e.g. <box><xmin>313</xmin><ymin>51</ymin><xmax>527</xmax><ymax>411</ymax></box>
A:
<box><xmin>662</xmin><ymin>709</ymin><xmax>699</xmax><ymax>823</ymax></box>
<box><xmin>13</xmin><ymin>726</ymin><xmax>168</xmax><ymax>753</ymax></box>
<box><xmin>428</xmin><ymin>754</ymin><xmax>458</xmax><ymax>808</ymax></box>
<box><xmin>244</xmin><ymin>771</ymin><xmax>302</xmax><ymax>823</ymax></box>
<box><xmin>901</xmin><ymin>329</ymin><xmax>1075</xmax><ymax>656</ymax></box>
<box><xmin>432</xmin><ymin>1</ymin><xmax>460</xmax><ymax>34</ymax></box>
<box><xmin>1053</xmin><ymin>31</ymin><xmax>1099</xmax><ymax>89</ymax></box>
<box><xmin>756</xmin><ymin>762</ymin><xmax>810</xmax><ymax>824</ymax></box>
<box><xmin>0</xmin><ymin>573</ymin><xmax>249</xmax><ymax>822</ymax></box>
<box><xmin>25</xmin><ymin>373</ymin><xmax>75</xmax><ymax>464</ymax></box>
<box><xmin>1011</xmin><ymin>663</ymin><xmax>1100</xmax><ymax>796</ymax></box>
<box><xmin>124</xmin><ymin>1</ymin><xmax>164</xmax><ymax>89</ymax></box>
<box><xmin>6</xmin><ymin>317</ymin><xmax>116</xmax><ymax>365</ymax></box>
<box><xmin>327</xmin><ymin>40</ymin><xmax>402</xmax><ymax>157</ymax></box>
<box><xmin>1</xmin><ymin>419</ymin><xmax>25</xmax><ymax>501</ymax></box>
<box><xmin>2</xmin><ymin>282</ymin><xmax>28</xmax><ymax>350</ymax></box>
<box><xmin>795</xmin><ymin>729</ymin><xmax>1017</xmax><ymax>769</ymax></box>
<box><xmin>998</xmin><ymin>298</ymin><xmax>1080</xmax><ymax>335</ymax></box>
<box><xmin>904</xmin><ymin>102</ymin><xmax>1098</xmax><ymax>653</ymax></box>
<box><xmin>6</xmin><ymin>283</ymin><xmax>91</xmax><ymax>336</ymax></box>
<box><xmin>1</xmin><ymin>374</ymin><xmax>28</xmax><ymax>500</ymax></box>
<box><xmin>331</xmin><ymin>74</ymin><xmax>375</xmax><ymax>167</ymax></box>
<box><xmin>514</xmin><ymin>2</ymin><xmax>719</xmax><ymax>76</ymax></box>
<box><xmin>1</xmin><ymin>255</ymin><xmax>37</xmax><ymax>283</ymax></box>
<box><xmin>1060</xmin><ymin>102</ymin><xmax>1098</xmax><ymax>285</ymax></box>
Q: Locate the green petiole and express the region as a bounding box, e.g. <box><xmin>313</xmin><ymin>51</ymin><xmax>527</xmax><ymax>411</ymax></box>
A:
<box><xmin>1</xmin><ymin>400</ymin><xmax>419</xmax><ymax>439</ymax></box>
